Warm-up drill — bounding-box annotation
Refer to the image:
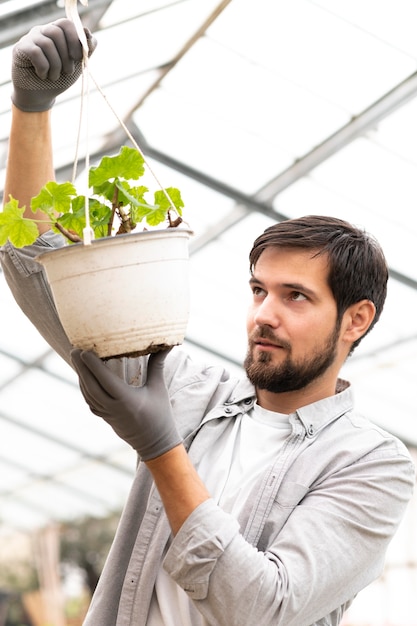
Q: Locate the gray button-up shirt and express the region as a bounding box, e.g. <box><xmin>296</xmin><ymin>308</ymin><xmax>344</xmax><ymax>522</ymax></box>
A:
<box><xmin>1</xmin><ymin>233</ymin><xmax>414</xmax><ymax>626</ymax></box>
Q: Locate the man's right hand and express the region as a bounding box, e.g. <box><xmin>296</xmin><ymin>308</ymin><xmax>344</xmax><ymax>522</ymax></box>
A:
<box><xmin>70</xmin><ymin>348</ymin><xmax>183</xmax><ymax>461</ymax></box>
<box><xmin>11</xmin><ymin>18</ymin><xmax>97</xmax><ymax>112</ymax></box>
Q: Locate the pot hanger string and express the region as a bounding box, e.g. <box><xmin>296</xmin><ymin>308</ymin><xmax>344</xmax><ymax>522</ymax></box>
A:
<box><xmin>65</xmin><ymin>0</ymin><xmax>93</xmax><ymax>244</ymax></box>
<box><xmin>65</xmin><ymin>0</ymin><xmax>177</xmax><ymax>246</ymax></box>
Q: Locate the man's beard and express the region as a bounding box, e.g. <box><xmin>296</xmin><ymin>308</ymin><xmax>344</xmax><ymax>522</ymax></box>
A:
<box><xmin>244</xmin><ymin>323</ymin><xmax>340</xmax><ymax>394</ymax></box>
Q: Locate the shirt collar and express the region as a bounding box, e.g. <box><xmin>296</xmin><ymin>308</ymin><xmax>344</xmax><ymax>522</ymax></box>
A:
<box><xmin>295</xmin><ymin>379</ymin><xmax>353</xmax><ymax>437</ymax></box>
<box><xmin>229</xmin><ymin>377</ymin><xmax>353</xmax><ymax>437</ymax></box>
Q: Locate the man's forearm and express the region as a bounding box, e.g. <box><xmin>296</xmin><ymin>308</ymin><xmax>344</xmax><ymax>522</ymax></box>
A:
<box><xmin>145</xmin><ymin>445</ymin><xmax>211</xmax><ymax>535</ymax></box>
<box><xmin>4</xmin><ymin>105</ymin><xmax>55</xmax><ymax>231</ymax></box>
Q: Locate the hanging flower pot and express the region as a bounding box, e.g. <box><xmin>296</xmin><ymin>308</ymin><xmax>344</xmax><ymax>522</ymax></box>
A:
<box><xmin>36</xmin><ymin>228</ymin><xmax>192</xmax><ymax>359</ymax></box>
<box><xmin>0</xmin><ymin>145</ymin><xmax>192</xmax><ymax>359</ymax></box>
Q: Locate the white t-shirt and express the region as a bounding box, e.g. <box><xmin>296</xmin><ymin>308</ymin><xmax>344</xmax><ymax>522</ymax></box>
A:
<box><xmin>147</xmin><ymin>404</ymin><xmax>292</xmax><ymax>626</ymax></box>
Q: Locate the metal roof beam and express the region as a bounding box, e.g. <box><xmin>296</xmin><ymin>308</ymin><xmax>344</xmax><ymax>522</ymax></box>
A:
<box><xmin>0</xmin><ymin>0</ymin><xmax>113</xmax><ymax>48</ymax></box>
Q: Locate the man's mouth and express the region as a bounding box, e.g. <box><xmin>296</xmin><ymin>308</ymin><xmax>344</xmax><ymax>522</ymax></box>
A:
<box><xmin>255</xmin><ymin>340</ymin><xmax>283</xmax><ymax>349</ymax></box>
<box><xmin>251</xmin><ymin>329</ymin><xmax>291</xmax><ymax>352</ymax></box>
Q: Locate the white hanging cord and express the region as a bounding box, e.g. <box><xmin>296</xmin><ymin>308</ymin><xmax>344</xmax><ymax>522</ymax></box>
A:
<box><xmin>65</xmin><ymin>0</ymin><xmax>176</xmax><ymax>246</ymax></box>
<box><xmin>87</xmin><ymin>71</ymin><xmax>176</xmax><ymax>209</ymax></box>
<box><xmin>65</xmin><ymin>0</ymin><xmax>89</xmax><ymax>56</ymax></box>
<box><xmin>81</xmin><ymin>62</ymin><xmax>94</xmax><ymax>244</ymax></box>
<box><xmin>66</xmin><ymin>0</ymin><xmax>89</xmax><ymax>184</ymax></box>
<box><xmin>70</xmin><ymin>75</ymin><xmax>83</xmax><ymax>185</ymax></box>
<box><xmin>66</xmin><ymin>0</ymin><xmax>93</xmax><ymax>244</ymax></box>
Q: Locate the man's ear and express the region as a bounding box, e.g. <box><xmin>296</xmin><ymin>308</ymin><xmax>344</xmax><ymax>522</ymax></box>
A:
<box><xmin>341</xmin><ymin>299</ymin><xmax>376</xmax><ymax>345</ymax></box>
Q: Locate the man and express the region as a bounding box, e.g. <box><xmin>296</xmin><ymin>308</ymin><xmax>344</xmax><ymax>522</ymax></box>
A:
<box><xmin>1</xmin><ymin>19</ymin><xmax>414</xmax><ymax>626</ymax></box>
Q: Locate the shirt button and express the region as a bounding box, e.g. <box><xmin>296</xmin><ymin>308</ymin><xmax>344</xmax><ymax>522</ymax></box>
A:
<box><xmin>244</xmin><ymin>398</ymin><xmax>252</xmax><ymax>405</ymax></box>
<box><xmin>224</xmin><ymin>407</ymin><xmax>233</xmax><ymax>414</ymax></box>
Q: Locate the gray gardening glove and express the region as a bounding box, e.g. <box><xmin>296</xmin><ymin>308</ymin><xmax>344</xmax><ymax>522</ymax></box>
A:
<box><xmin>70</xmin><ymin>349</ymin><xmax>183</xmax><ymax>461</ymax></box>
<box><xmin>11</xmin><ymin>18</ymin><xmax>97</xmax><ymax>112</ymax></box>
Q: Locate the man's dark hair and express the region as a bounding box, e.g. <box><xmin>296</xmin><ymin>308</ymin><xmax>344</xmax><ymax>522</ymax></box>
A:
<box><xmin>249</xmin><ymin>215</ymin><xmax>388</xmax><ymax>353</ymax></box>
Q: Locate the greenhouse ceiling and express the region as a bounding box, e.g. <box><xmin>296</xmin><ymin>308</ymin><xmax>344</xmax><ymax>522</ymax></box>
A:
<box><xmin>0</xmin><ymin>0</ymin><xmax>416</xmax><ymax>533</ymax></box>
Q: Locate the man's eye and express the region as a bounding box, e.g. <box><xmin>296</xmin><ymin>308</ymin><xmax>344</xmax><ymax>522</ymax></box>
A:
<box><xmin>291</xmin><ymin>291</ymin><xmax>307</xmax><ymax>302</ymax></box>
<box><xmin>252</xmin><ymin>286</ymin><xmax>265</xmax><ymax>297</ymax></box>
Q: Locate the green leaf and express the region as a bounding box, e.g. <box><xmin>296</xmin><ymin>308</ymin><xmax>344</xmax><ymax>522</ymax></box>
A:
<box><xmin>0</xmin><ymin>197</ymin><xmax>40</xmax><ymax>246</ymax></box>
<box><xmin>142</xmin><ymin>205</ymin><xmax>169</xmax><ymax>227</ymax></box>
<box><xmin>128</xmin><ymin>187</ymin><xmax>185</xmax><ymax>227</ymax></box>
<box><xmin>91</xmin><ymin>180</ymin><xmax>117</xmax><ymax>204</ymax></box>
<box><xmin>114</xmin><ymin>180</ymin><xmax>150</xmax><ymax>208</ymax></box>
<box><xmin>56</xmin><ymin>212</ymin><xmax>85</xmax><ymax>239</ymax></box>
<box><xmin>90</xmin><ymin>199</ymin><xmax>113</xmax><ymax>238</ymax></box>
<box><xmin>31</xmin><ymin>181</ymin><xmax>76</xmax><ymax>216</ymax></box>
<box><xmin>54</xmin><ymin>195</ymin><xmax>87</xmax><ymax>240</ymax></box>
<box><xmin>89</xmin><ymin>146</ymin><xmax>145</xmax><ymax>187</ymax></box>
<box><xmin>128</xmin><ymin>185</ymin><xmax>149</xmax><ymax>203</ymax></box>
<box><xmin>154</xmin><ymin>187</ymin><xmax>184</xmax><ymax>215</ymax></box>
<box><xmin>56</xmin><ymin>197</ymin><xmax>113</xmax><ymax>240</ymax></box>
<box><xmin>70</xmin><ymin>195</ymin><xmax>91</xmax><ymax>217</ymax></box>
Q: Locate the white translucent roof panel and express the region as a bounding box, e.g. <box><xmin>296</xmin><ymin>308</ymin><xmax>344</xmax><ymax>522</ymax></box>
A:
<box><xmin>314</xmin><ymin>0</ymin><xmax>417</xmax><ymax>58</ymax></box>
<box><xmin>134</xmin><ymin>33</ymin><xmax>350</xmax><ymax>192</ymax></box>
<box><xmin>343</xmin><ymin>338</ymin><xmax>417</xmax><ymax>446</ymax></box>
<box><xmin>0</xmin><ymin>272</ymin><xmax>51</xmax><ymax>360</ymax></box>
<box><xmin>0</xmin><ymin>458</ymin><xmax>30</xmax><ymax>492</ymax></box>
<box><xmin>133</xmin><ymin>0</ymin><xmax>417</xmax><ymax>195</ymax></box>
<box><xmin>273</xmin><ymin>141</ymin><xmax>417</xmax><ymax>281</ymax></box>
<box><xmin>0</xmin><ymin>353</ymin><xmax>21</xmax><ymax>384</ymax></box>
<box><xmin>0</xmin><ymin>418</ymin><xmax>82</xmax><ymax>475</ymax></box>
<box><xmin>207</xmin><ymin>0</ymin><xmax>416</xmax><ymax>110</ymax></box>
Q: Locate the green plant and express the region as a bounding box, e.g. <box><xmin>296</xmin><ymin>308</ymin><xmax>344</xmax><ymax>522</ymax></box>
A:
<box><xmin>0</xmin><ymin>146</ymin><xmax>184</xmax><ymax>247</ymax></box>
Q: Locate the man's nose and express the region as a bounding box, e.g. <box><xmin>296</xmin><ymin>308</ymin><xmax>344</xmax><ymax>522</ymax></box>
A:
<box><xmin>254</xmin><ymin>295</ymin><xmax>280</xmax><ymax>328</ymax></box>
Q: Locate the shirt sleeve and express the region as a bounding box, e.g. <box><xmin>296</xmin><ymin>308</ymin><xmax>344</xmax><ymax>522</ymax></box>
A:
<box><xmin>0</xmin><ymin>232</ymin><xmax>74</xmax><ymax>364</ymax></box>
<box><xmin>163</xmin><ymin>443</ymin><xmax>415</xmax><ymax>626</ymax></box>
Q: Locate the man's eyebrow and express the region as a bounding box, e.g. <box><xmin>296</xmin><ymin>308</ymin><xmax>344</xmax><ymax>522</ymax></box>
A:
<box><xmin>282</xmin><ymin>282</ymin><xmax>317</xmax><ymax>298</ymax></box>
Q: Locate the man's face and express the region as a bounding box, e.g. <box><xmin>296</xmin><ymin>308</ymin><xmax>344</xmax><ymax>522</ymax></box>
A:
<box><xmin>244</xmin><ymin>247</ymin><xmax>341</xmax><ymax>394</ymax></box>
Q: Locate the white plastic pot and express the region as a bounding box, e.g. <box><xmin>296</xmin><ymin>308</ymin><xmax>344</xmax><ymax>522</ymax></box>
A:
<box><xmin>37</xmin><ymin>229</ymin><xmax>192</xmax><ymax>359</ymax></box>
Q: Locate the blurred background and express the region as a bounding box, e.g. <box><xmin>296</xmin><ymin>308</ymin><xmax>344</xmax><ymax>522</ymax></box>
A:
<box><xmin>0</xmin><ymin>1</ymin><xmax>416</xmax><ymax>624</ymax></box>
